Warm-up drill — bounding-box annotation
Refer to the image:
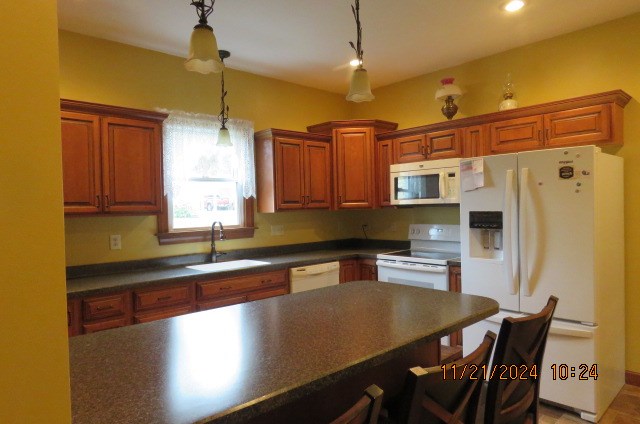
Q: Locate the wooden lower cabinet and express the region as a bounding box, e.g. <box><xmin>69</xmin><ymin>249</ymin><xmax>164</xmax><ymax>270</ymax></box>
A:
<box><xmin>358</xmin><ymin>259</ymin><xmax>378</xmax><ymax>281</ymax></box>
<box><xmin>340</xmin><ymin>259</ymin><xmax>378</xmax><ymax>283</ymax></box>
<box><xmin>448</xmin><ymin>265</ymin><xmax>462</xmax><ymax>348</ymax></box>
<box><xmin>134</xmin><ymin>305</ymin><xmax>193</xmax><ymax>324</ymax></box>
<box><xmin>68</xmin><ymin>269</ymin><xmax>289</xmax><ymax>337</ymax></box>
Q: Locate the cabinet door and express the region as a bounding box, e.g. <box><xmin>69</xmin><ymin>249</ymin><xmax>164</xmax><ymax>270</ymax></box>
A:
<box><xmin>101</xmin><ymin>117</ymin><xmax>162</xmax><ymax>213</ymax></box>
<box><xmin>426</xmin><ymin>129</ymin><xmax>462</xmax><ymax>159</ymax></box>
<box><xmin>61</xmin><ymin>111</ymin><xmax>102</xmax><ymax>213</ymax></box>
<box><xmin>304</xmin><ymin>140</ymin><xmax>332</xmax><ymax>209</ymax></box>
<box><xmin>333</xmin><ymin>128</ymin><xmax>375</xmax><ymax>209</ymax></box>
<box><xmin>393</xmin><ymin>134</ymin><xmax>427</xmax><ymax>163</ymax></box>
<box><xmin>275</xmin><ymin>137</ymin><xmax>305</xmax><ymax>210</ymax></box>
<box><xmin>339</xmin><ymin>259</ymin><xmax>359</xmax><ymax>283</ymax></box>
<box><xmin>543</xmin><ymin>104</ymin><xmax>611</xmax><ymax>147</ymax></box>
<box><xmin>462</xmin><ymin>125</ymin><xmax>488</xmax><ymax>158</ymax></box>
<box><xmin>376</xmin><ymin>139</ymin><xmax>394</xmax><ymax>207</ymax></box>
<box><xmin>489</xmin><ymin>115</ymin><xmax>544</xmax><ymax>154</ymax></box>
<box><xmin>358</xmin><ymin>259</ymin><xmax>378</xmax><ymax>281</ymax></box>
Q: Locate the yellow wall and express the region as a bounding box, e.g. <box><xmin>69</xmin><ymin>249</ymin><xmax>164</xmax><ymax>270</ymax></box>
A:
<box><xmin>353</xmin><ymin>13</ymin><xmax>640</xmax><ymax>374</ymax></box>
<box><xmin>0</xmin><ymin>2</ymin><xmax>71</xmax><ymax>422</ymax></box>
<box><xmin>59</xmin><ymin>31</ymin><xmax>366</xmax><ymax>265</ymax></box>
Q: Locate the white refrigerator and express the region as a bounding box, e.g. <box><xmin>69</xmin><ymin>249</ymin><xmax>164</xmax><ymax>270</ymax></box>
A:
<box><xmin>460</xmin><ymin>145</ymin><xmax>624</xmax><ymax>422</ymax></box>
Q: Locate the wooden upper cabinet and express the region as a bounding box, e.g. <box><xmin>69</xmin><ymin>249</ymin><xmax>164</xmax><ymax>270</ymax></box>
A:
<box><xmin>304</xmin><ymin>140</ymin><xmax>332</xmax><ymax>209</ymax></box>
<box><xmin>376</xmin><ymin>139</ymin><xmax>394</xmax><ymax>207</ymax></box>
<box><xmin>489</xmin><ymin>115</ymin><xmax>544</xmax><ymax>154</ymax></box>
<box><xmin>101</xmin><ymin>117</ymin><xmax>162</xmax><ymax>213</ymax></box>
<box><xmin>60</xmin><ymin>100</ymin><xmax>166</xmax><ymax>215</ymax></box>
<box><xmin>394</xmin><ymin>134</ymin><xmax>427</xmax><ymax>163</ymax></box>
<box><xmin>543</xmin><ymin>104</ymin><xmax>611</xmax><ymax>147</ymax></box>
<box><xmin>274</xmin><ymin>136</ymin><xmax>305</xmax><ymax>210</ymax></box>
<box><xmin>425</xmin><ymin>128</ymin><xmax>462</xmax><ymax>159</ymax></box>
<box><xmin>255</xmin><ymin>129</ymin><xmax>331</xmax><ymax>212</ymax></box>
<box><xmin>61</xmin><ymin>111</ymin><xmax>102</xmax><ymax>213</ymax></box>
<box><xmin>333</xmin><ymin>127</ymin><xmax>375</xmax><ymax>209</ymax></box>
<box><xmin>462</xmin><ymin>125</ymin><xmax>488</xmax><ymax>158</ymax></box>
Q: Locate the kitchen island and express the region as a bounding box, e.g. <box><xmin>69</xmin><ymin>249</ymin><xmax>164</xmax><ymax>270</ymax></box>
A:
<box><xmin>69</xmin><ymin>281</ymin><xmax>498</xmax><ymax>424</ymax></box>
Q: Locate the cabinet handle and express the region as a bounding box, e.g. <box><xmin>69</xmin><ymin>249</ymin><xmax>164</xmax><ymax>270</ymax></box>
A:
<box><xmin>219</xmin><ymin>286</ymin><xmax>232</xmax><ymax>291</ymax></box>
<box><xmin>105</xmin><ymin>194</ymin><xmax>110</xmax><ymax>208</ymax></box>
<box><xmin>96</xmin><ymin>195</ymin><xmax>101</xmax><ymax>208</ymax></box>
<box><xmin>538</xmin><ymin>130</ymin><xmax>542</xmax><ymax>141</ymax></box>
<box><xmin>301</xmin><ymin>195</ymin><xmax>305</xmax><ymax>205</ymax></box>
<box><xmin>338</xmin><ymin>195</ymin><xmax>342</xmax><ymax>203</ymax></box>
<box><xmin>157</xmin><ymin>296</ymin><xmax>172</xmax><ymax>302</ymax></box>
<box><xmin>545</xmin><ymin>128</ymin><xmax>550</xmax><ymax>141</ymax></box>
<box><xmin>306</xmin><ymin>195</ymin><xmax>310</xmax><ymax>205</ymax></box>
<box><xmin>96</xmin><ymin>305</ymin><xmax>114</xmax><ymax>311</ymax></box>
<box><xmin>261</xmin><ymin>279</ymin><xmax>272</xmax><ymax>285</ymax></box>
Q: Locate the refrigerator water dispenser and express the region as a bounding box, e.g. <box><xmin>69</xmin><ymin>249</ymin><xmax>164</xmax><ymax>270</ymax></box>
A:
<box><xmin>469</xmin><ymin>211</ymin><xmax>503</xmax><ymax>259</ymax></box>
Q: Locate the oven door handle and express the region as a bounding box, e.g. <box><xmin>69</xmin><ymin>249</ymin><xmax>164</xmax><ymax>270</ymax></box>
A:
<box><xmin>376</xmin><ymin>260</ymin><xmax>447</xmax><ymax>273</ymax></box>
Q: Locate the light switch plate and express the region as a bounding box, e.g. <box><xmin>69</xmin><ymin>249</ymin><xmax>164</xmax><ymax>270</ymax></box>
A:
<box><xmin>270</xmin><ymin>225</ymin><xmax>284</xmax><ymax>236</ymax></box>
<box><xmin>110</xmin><ymin>234</ymin><xmax>122</xmax><ymax>250</ymax></box>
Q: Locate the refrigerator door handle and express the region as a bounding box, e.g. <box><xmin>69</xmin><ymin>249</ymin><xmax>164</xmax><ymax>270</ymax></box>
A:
<box><xmin>519</xmin><ymin>167</ymin><xmax>531</xmax><ymax>297</ymax></box>
<box><xmin>439</xmin><ymin>172</ymin><xmax>446</xmax><ymax>199</ymax></box>
<box><xmin>503</xmin><ymin>169</ymin><xmax>518</xmax><ymax>295</ymax></box>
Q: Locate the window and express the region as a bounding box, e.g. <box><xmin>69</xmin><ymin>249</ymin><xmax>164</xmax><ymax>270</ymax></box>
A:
<box><xmin>157</xmin><ymin>111</ymin><xmax>256</xmax><ymax>244</ymax></box>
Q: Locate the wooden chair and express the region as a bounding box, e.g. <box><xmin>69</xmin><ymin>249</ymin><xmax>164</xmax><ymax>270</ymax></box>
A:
<box><xmin>485</xmin><ymin>296</ymin><xmax>558</xmax><ymax>424</ymax></box>
<box><xmin>330</xmin><ymin>384</ymin><xmax>384</xmax><ymax>424</ymax></box>
<box><xmin>393</xmin><ymin>331</ymin><xmax>497</xmax><ymax>424</ymax></box>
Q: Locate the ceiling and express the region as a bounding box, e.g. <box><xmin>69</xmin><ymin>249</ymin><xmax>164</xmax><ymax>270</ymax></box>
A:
<box><xmin>57</xmin><ymin>0</ymin><xmax>640</xmax><ymax>94</ymax></box>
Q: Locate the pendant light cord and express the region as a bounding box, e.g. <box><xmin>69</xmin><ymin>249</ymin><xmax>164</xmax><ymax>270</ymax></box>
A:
<box><xmin>348</xmin><ymin>0</ymin><xmax>364</xmax><ymax>66</ymax></box>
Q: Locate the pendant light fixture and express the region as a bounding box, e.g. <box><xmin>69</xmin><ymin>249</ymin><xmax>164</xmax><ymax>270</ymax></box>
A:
<box><xmin>346</xmin><ymin>0</ymin><xmax>374</xmax><ymax>102</ymax></box>
<box><xmin>185</xmin><ymin>0</ymin><xmax>224</xmax><ymax>74</ymax></box>
<box><xmin>216</xmin><ymin>50</ymin><xmax>232</xmax><ymax>147</ymax></box>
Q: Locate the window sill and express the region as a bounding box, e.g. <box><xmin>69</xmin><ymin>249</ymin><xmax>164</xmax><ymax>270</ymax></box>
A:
<box><xmin>157</xmin><ymin>226</ymin><xmax>255</xmax><ymax>245</ymax></box>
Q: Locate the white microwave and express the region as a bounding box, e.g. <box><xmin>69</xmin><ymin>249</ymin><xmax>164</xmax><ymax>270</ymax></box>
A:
<box><xmin>390</xmin><ymin>158</ymin><xmax>461</xmax><ymax>205</ymax></box>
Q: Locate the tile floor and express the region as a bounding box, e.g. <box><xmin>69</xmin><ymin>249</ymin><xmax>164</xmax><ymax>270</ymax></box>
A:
<box><xmin>539</xmin><ymin>385</ymin><xmax>640</xmax><ymax>424</ymax></box>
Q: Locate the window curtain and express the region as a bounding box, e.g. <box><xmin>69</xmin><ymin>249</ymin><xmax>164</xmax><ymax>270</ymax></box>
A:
<box><xmin>161</xmin><ymin>110</ymin><xmax>256</xmax><ymax>200</ymax></box>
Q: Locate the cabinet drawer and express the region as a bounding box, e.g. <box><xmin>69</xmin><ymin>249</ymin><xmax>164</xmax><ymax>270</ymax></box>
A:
<box><xmin>134</xmin><ymin>284</ymin><xmax>192</xmax><ymax>312</ymax></box>
<box><xmin>82</xmin><ymin>317</ymin><xmax>128</xmax><ymax>334</ymax></box>
<box><xmin>197</xmin><ymin>270</ymin><xmax>287</xmax><ymax>300</ymax></box>
<box><xmin>247</xmin><ymin>287</ymin><xmax>288</xmax><ymax>302</ymax></box>
<box><xmin>134</xmin><ymin>305</ymin><xmax>193</xmax><ymax>324</ymax></box>
<box><xmin>82</xmin><ymin>293</ymin><xmax>127</xmax><ymax>321</ymax></box>
<box><xmin>197</xmin><ymin>295</ymin><xmax>248</xmax><ymax>311</ymax></box>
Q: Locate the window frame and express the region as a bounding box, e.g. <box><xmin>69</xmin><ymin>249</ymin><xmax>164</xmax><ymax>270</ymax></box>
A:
<box><xmin>156</xmin><ymin>195</ymin><xmax>255</xmax><ymax>245</ymax></box>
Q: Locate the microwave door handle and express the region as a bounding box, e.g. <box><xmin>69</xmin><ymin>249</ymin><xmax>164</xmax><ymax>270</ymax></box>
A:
<box><xmin>439</xmin><ymin>172</ymin><xmax>446</xmax><ymax>199</ymax></box>
<box><xmin>519</xmin><ymin>167</ymin><xmax>531</xmax><ymax>297</ymax></box>
<box><xmin>503</xmin><ymin>169</ymin><xmax>518</xmax><ymax>295</ymax></box>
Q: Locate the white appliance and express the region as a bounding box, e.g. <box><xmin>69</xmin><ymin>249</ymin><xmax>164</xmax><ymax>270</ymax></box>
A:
<box><xmin>460</xmin><ymin>145</ymin><xmax>624</xmax><ymax>422</ymax></box>
<box><xmin>390</xmin><ymin>158</ymin><xmax>461</xmax><ymax>205</ymax></box>
<box><xmin>289</xmin><ymin>261</ymin><xmax>340</xmax><ymax>293</ymax></box>
<box><xmin>377</xmin><ymin>224</ymin><xmax>460</xmax><ymax>291</ymax></box>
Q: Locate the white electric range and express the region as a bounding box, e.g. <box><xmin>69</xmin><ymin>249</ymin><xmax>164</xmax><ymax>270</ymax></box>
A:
<box><xmin>376</xmin><ymin>224</ymin><xmax>460</xmax><ymax>291</ymax></box>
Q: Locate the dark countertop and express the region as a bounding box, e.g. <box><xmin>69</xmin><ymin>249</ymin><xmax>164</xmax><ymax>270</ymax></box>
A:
<box><xmin>66</xmin><ymin>247</ymin><xmax>397</xmax><ymax>297</ymax></box>
<box><xmin>69</xmin><ymin>281</ymin><xmax>498</xmax><ymax>424</ymax></box>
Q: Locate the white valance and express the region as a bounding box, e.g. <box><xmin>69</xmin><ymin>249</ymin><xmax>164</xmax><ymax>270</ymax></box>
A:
<box><xmin>160</xmin><ymin>110</ymin><xmax>256</xmax><ymax>200</ymax></box>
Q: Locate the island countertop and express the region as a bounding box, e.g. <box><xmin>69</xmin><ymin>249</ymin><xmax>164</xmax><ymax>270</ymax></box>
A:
<box><xmin>69</xmin><ymin>281</ymin><xmax>498</xmax><ymax>424</ymax></box>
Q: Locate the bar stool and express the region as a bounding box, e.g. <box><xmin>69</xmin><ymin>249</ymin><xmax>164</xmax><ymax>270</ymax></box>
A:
<box><xmin>391</xmin><ymin>331</ymin><xmax>497</xmax><ymax>424</ymax></box>
<box><xmin>485</xmin><ymin>296</ymin><xmax>558</xmax><ymax>424</ymax></box>
<box><xmin>330</xmin><ymin>384</ymin><xmax>384</xmax><ymax>424</ymax></box>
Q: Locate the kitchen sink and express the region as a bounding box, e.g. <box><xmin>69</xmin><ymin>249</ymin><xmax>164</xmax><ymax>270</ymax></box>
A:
<box><xmin>186</xmin><ymin>259</ymin><xmax>271</xmax><ymax>273</ymax></box>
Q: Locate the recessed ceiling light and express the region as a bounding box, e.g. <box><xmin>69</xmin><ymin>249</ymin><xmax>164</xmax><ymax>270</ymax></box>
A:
<box><xmin>504</xmin><ymin>0</ymin><xmax>525</xmax><ymax>12</ymax></box>
<box><xmin>350</xmin><ymin>58</ymin><xmax>362</xmax><ymax>67</ymax></box>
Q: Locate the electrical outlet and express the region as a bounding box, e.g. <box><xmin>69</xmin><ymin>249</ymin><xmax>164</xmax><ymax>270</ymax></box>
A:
<box><xmin>270</xmin><ymin>225</ymin><xmax>284</xmax><ymax>236</ymax></box>
<box><xmin>110</xmin><ymin>234</ymin><xmax>122</xmax><ymax>250</ymax></box>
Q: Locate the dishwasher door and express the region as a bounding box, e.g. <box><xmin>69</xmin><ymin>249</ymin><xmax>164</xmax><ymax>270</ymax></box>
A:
<box><xmin>289</xmin><ymin>261</ymin><xmax>340</xmax><ymax>293</ymax></box>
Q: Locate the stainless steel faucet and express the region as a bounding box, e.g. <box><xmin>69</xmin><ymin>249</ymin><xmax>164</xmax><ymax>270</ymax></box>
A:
<box><xmin>210</xmin><ymin>221</ymin><xmax>226</xmax><ymax>263</ymax></box>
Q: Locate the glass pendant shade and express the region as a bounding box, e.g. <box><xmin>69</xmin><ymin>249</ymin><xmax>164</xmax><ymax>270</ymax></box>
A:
<box><xmin>346</xmin><ymin>67</ymin><xmax>375</xmax><ymax>102</ymax></box>
<box><xmin>217</xmin><ymin>127</ymin><xmax>232</xmax><ymax>146</ymax></box>
<box><xmin>185</xmin><ymin>26</ymin><xmax>224</xmax><ymax>74</ymax></box>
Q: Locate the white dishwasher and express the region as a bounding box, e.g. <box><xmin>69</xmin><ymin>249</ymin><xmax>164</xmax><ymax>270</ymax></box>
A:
<box><xmin>289</xmin><ymin>261</ymin><xmax>340</xmax><ymax>293</ymax></box>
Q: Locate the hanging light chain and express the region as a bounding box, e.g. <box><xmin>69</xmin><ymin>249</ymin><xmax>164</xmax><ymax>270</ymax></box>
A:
<box><xmin>348</xmin><ymin>0</ymin><xmax>364</xmax><ymax>66</ymax></box>
<box><xmin>218</xmin><ymin>60</ymin><xmax>229</xmax><ymax>129</ymax></box>
<box><xmin>190</xmin><ymin>0</ymin><xmax>215</xmax><ymax>27</ymax></box>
